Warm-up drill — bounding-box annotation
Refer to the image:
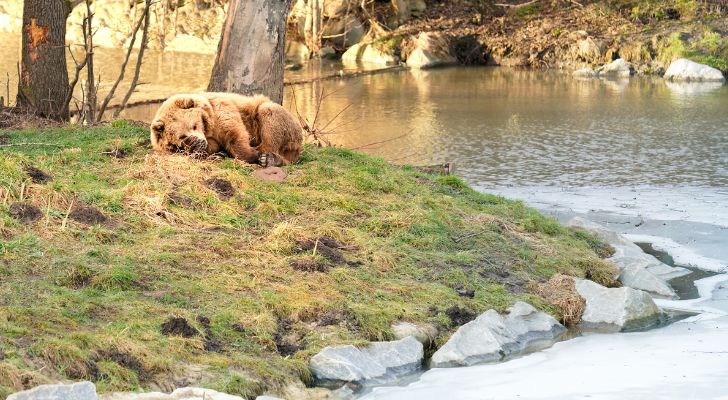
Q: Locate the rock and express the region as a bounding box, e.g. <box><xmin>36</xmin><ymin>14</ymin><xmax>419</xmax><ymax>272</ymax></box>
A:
<box><xmin>406</xmin><ymin>32</ymin><xmax>456</xmax><ymax>69</ymax></box>
<box><xmin>256</xmin><ymin>397</ymin><xmax>284</xmax><ymax>400</ymax></box>
<box><xmin>574</xmin><ymin>279</ymin><xmax>662</xmax><ymax>332</ymax></box>
<box><xmin>318</xmin><ymin>46</ymin><xmax>338</xmax><ymax>60</ymax></box>
<box><xmin>573</xmin><ymin>68</ymin><xmax>597</xmax><ymax>78</ymax></box>
<box><xmin>102</xmin><ymin>388</ymin><xmax>244</xmax><ymax>400</ymax></box>
<box><xmin>391</xmin><ymin>321</ymin><xmax>438</xmax><ymax>346</ymax></box>
<box><xmin>321</xmin><ymin>15</ymin><xmax>365</xmax><ymax>48</ymax></box>
<box><xmin>342</xmin><ymin>43</ymin><xmax>398</xmax><ymax>66</ymax></box>
<box><xmin>664</xmin><ymin>58</ymin><xmax>725</xmax><ymax>82</ymax></box>
<box><xmin>619</xmin><ymin>262</ymin><xmax>677</xmax><ymax>298</ymax></box>
<box><xmin>309</xmin><ymin>336</ymin><xmax>423</xmax><ymax>388</ymax></box>
<box><xmin>9</xmin><ymin>382</ymin><xmax>98</xmax><ymax>400</ymax></box>
<box><xmin>566</xmin><ymin>217</ymin><xmax>686</xmax><ymax>298</ymax></box>
<box><xmin>597</xmin><ymin>58</ymin><xmax>633</xmax><ymax>78</ymax></box>
<box><xmin>430</xmin><ymin>302</ymin><xmax>565</xmax><ymax>368</ymax></box>
<box><xmin>285</xmin><ymin>40</ymin><xmax>311</xmax><ymax>61</ymax></box>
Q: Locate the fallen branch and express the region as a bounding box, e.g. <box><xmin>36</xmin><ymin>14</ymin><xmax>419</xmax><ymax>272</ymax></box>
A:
<box><xmin>494</xmin><ymin>0</ymin><xmax>539</xmax><ymax>8</ymax></box>
<box><xmin>0</xmin><ymin>142</ymin><xmax>62</xmax><ymax>148</ymax></box>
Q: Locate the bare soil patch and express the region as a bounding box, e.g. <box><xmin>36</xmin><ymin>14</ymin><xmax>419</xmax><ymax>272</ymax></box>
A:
<box><xmin>69</xmin><ymin>205</ymin><xmax>108</xmax><ymax>225</ymax></box>
<box><xmin>24</xmin><ymin>165</ymin><xmax>52</xmax><ymax>184</ymax></box>
<box><xmin>204</xmin><ymin>178</ymin><xmax>235</xmax><ymax>200</ymax></box>
<box><xmin>9</xmin><ymin>202</ymin><xmax>43</xmax><ymax>224</ymax></box>
<box><xmin>295</xmin><ymin>237</ymin><xmax>347</xmax><ymax>265</ymax></box>
<box><xmin>161</xmin><ymin>317</ymin><xmax>199</xmax><ymax>338</ymax></box>
<box><xmin>445</xmin><ymin>305</ymin><xmax>477</xmax><ymax>326</ymax></box>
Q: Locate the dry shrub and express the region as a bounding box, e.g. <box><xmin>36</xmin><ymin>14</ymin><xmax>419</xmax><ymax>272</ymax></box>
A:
<box><xmin>0</xmin><ymin>109</ymin><xmax>61</xmax><ymax>130</ymax></box>
<box><xmin>535</xmin><ymin>274</ymin><xmax>586</xmax><ymax>326</ymax></box>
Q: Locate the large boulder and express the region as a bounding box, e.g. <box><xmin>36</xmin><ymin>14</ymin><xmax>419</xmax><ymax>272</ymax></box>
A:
<box><xmin>567</xmin><ymin>217</ymin><xmax>686</xmax><ymax>298</ymax></box>
<box><xmin>9</xmin><ymin>382</ymin><xmax>98</xmax><ymax>400</ymax></box>
<box><xmin>430</xmin><ymin>302</ymin><xmax>565</xmax><ymax>368</ymax></box>
<box><xmin>664</xmin><ymin>59</ymin><xmax>725</xmax><ymax>82</ymax></box>
<box><xmin>102</xmin><ymin>388</ymin><xmax>244</xmax><ymax>400</ymax></box>
<box><xmin>597</xmin><ymin>58</ymin><xmax>633</xmax><ymax>78</ymax></box>
<box><xmin>406</xmin><ymin>32</ymin><xmax>456</xmax><ymax>69</ymax></box>
<box><xmin>309</xmin><ymin>336</ymin><xmax>423</xmax><ymax>388</ymax></box>
<box><xmin>342</xmin><ymin>43</ymin><xmax>398</xmax><ymax>65</ymax></box>
<box><xmin>575</xmin><ymin>279</ymin><xmax>662</xmax><ymax>332</ymax></box>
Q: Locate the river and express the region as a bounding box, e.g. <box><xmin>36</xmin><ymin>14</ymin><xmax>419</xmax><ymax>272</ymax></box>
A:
<box><xmin>2</xmin><ymin>34</ymin><xmax>728</xmax><ymax>398</ymax></box>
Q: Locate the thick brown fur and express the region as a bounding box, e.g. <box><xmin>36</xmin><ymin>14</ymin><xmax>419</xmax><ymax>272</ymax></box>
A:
<box><xmin>150</xmin><ymin>92</ymin><xmax>303</xmax><ymax>166</ymax></box>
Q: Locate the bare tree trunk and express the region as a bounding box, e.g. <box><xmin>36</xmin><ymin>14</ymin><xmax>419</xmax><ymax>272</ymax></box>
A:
<box><xmin>84</xmin><ymin>0</ymin><xmax>97</xmax><ymax>124</ymax></box>
<box><xmin>304</xmin><ymin>0</ymin><xmax>322</xmax><ymax>55</ymax></box>
<box><xmin>16</xmin><ymin>0</ymin><xmax>70</xmax><ymax>120</ymax></box>
<box><xmin>207</xmin><ymin>0</ymin><xmax>293</xmax><ymax>104</ymax></box>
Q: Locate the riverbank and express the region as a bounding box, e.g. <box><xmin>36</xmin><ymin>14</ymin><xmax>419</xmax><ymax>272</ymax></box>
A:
<box><xmin>0</xmin><ymin>124</ymin><xmax>616</xmax><ymax>398</ymax></box>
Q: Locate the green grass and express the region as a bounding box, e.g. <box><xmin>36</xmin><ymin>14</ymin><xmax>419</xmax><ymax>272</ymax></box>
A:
<box><xmin>0</xmin><ymin>124</ymin><xmax>616</xmax><ymax>397</ymax></box>
<box><xmin>658</xmin><ymin>30</ymin><xmax>728</xmax><ymax>72</ymax></box>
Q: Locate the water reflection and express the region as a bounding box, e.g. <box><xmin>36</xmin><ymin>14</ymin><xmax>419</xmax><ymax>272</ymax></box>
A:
<box><xmin>2</xmin><ymin>30</ymin><xmax>727</xmax><ymax>188</ymax></box>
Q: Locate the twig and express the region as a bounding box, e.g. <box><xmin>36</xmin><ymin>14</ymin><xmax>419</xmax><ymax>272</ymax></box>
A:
<box><xmin>353</xmin><ymin>133</ymin><xmax>407</xmax><ymax>150</ymax></box>
<box><xmin>0</xmin><ymin>142</ymin><xmax>62</xmax><ymax>148</ymax></box>
<box><xmin>97</xmin><ymin>1</ymin><xmax>147</xmax><ymax>121</ymax></box>
<box><xmin>494</xmin><ymin>0</ymin><xmax>539</xmax><ymax>8</ymax></box>
<box><xmin>114</xmin><ymin>0</ymin><xmax>153</xmax><ymax>118</ymax></box>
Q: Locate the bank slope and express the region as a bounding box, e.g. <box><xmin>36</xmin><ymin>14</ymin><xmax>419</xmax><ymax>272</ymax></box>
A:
<box><xmin>0</xmin><ymin>123</ymin><xmax>615</xmax><ymax>397</ymax></box>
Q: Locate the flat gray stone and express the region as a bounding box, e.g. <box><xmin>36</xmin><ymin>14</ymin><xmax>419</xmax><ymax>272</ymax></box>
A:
<box><xmin>567</xmin><ymin>217</ymin><xmax>685</xmax><ymax>298</ymax></box>
<box><xmin>575</xmin><ymin>278</ymin><xmax>662</xmax><ymax>332</ymax></box>
<box><xmin>309</xmin><ymin>337</ymin><xmax>423</xmax><ymax>388</ymax></box>
<box><xmin>102</xmin><ymin>388</ymin><xmax>244</xmax><ymax>400</ymax></box>
<box><xmin>430</xmin><ymin>302</ymin><xmax>565</xmax><ymax>368</ymax></box>
<box><xmin>9</xmin><ymin>382</ymin><xmax>98</xmax><ymax>400</ymax></box>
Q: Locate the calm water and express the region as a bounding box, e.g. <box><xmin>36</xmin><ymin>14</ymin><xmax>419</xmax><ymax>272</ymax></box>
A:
<box><xmin>3</xmin><ymin>31</ymin><xmax>728</xmax><ymax>188</ymax></box>
<box><xmin>117</xmin><ymin>67</ymin><xmax>728</xmax><ymax>188</ymax></box>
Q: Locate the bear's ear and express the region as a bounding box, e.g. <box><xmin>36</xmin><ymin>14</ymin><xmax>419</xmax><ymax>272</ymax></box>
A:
<box><xmin>151</xmin><ymin>121</ymin><xmax>164</xmax><ymax>134</ymax></box>
<box><xmin>175</xmin><ymin>96</ymin><xmax>198</xmax><ymax>109</ymax></box>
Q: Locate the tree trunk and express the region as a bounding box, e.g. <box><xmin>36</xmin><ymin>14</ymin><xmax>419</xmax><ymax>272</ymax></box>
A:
<box><xmin>304</xmin><ymin>0</ymin><xmax>322</xmax><ymax>55</ymax></box>
<box><xmin>208</xmin><ymin>0</ymin><xmax>293</xmax><ymax>104</ymax></box>
<box><xmin>16</xmin><ymin>0</ymin><xmax>70</xmax><ymax>120</ymax></box>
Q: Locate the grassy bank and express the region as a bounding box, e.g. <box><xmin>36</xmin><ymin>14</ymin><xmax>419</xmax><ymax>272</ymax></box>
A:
<box><xmin>0</xmin><ymin>123</ymin><xmax>616</xmax><ymax>398</ymax></box>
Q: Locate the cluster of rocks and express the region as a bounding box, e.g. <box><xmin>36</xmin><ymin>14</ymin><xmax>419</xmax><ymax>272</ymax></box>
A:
<box><xmin>574</xmin><ymin>58</ymin><xmax>724</xmax><ymax>83</ymax></box>
<box><xmin>567</xmin><ymin>217</ymin><xmax>688</xmax><ymax>298</ymax></box>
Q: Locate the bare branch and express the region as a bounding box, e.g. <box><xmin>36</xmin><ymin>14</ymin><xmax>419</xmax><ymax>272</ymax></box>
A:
<box><xmin>114</xmin><ymin>0</ymin><xmax>153</xmax><ymax>118</ymax></box>
<box><xmin>96</xmin><ymin>2</ymin><xmax>148</xmax><ymax>121</ymax></box>
<box><xmin>494</xmin><ymin>0</ymin><xmax>540</xmax><ymax>8</ymax></box>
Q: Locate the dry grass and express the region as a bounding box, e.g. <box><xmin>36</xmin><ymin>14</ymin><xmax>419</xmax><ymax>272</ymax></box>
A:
<box><xmin>534</xmin><ymin>274</ymin><xmax>586</xmax><ymax>326</ymax></box>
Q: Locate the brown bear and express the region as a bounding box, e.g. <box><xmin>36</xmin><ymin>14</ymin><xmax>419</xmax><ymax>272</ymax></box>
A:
<box><xmin>150</xmin><ymin>92</ymin><xmax>303</xmax><ymax>166</ymax></box>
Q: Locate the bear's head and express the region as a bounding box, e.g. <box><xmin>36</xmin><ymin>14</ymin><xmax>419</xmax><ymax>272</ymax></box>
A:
<box><xmin>150</xmin><ymin>94</ymin><xmax>214</xmax><ymax>155</ymax></box>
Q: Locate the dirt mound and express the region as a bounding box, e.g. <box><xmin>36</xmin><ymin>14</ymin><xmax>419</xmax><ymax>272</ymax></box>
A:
<box><xmin>535</xmin><ymin>274</ymin><xmax>586</xmax><ymax>326</ymax></box>
<box><xmin>24</xmin><ymin>165</ymin><xmax>52</xmax><ymax>184</ymax></box>
<box><xmin>9</xmin><ymin>202</ymin><xmax>43</xmax><ymax>224</ymax></box>
<box><xmin>69</xmin><ymin>205</ymin><xmax>108</xmax><ymax>225</ymax></box>
<box><xmin>161</xmin><ymin>317</ymin><xmax>199</xmax><ymax>338</ymax></box>
<box><xmin>98</xmin><ymin>350</ymin><xmax>150</xmax><ymax>382</ymax></box>
<box><xmin>445</xmin><ymin>305</ymin><xmax>477</xmax><ymax>326</ymax></box>
<box><xmin>295</xmin><ymin>237</ymin><xmax>346</xmax><ymax>265</ymax></box>
<box><xmin>253</xmin><ymin>166</ymin><xmax>288</xmax><ymax>183</ymax></box>
<box><xmin>204</xmin><ymin>178</ymin><xmax>235</xmax><ymax>200</ymax></box>
<box><xmin>103</xmin><ymin>148</ymin><xmax>129</xmax><ymax>159</ymax></box>
<box><xmin>291</xmin><ymin>257</ymin><xmax>329</xmax><ymax>273</ymax></box>
<box><xmin>168</xmin><ymin>192</ymin><xmax>194</xmax><ymax>207</ymax></box>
